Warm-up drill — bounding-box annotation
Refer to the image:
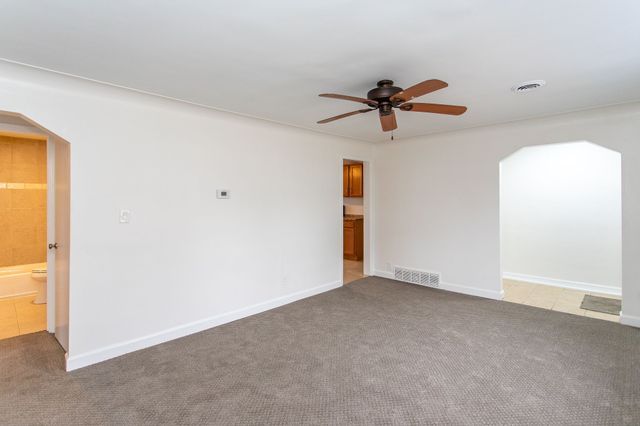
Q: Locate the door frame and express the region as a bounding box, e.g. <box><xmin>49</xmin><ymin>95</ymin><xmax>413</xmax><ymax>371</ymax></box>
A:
<box><xmin>339</xmin><ymin>155</ymin><xmax>374</xmax><ymax>282</ymax></box>
<box><xmin>46</xmin><ymin>137</ymin><xmax>56</xmax><ymax>332</ymax></box>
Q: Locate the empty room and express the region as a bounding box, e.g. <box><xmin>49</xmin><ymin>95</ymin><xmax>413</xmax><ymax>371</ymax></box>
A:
<box><xmin>1</xmin><ymin>1</ymin><xmax>639</xmax><ymax>425</ymax></box>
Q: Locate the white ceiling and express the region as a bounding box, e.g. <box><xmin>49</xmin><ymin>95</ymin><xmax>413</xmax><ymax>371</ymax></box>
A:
<box><xmin>1</xmin><ymin>0</ymin><xmax>639</xmax><ymax>142</ymax></box>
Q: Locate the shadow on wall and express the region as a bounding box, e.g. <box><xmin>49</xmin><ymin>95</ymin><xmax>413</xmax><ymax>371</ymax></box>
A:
<box><xmin>499</xmin><ymin>141</ymin><xmax>622</xmax><ymax>295</ymax></box>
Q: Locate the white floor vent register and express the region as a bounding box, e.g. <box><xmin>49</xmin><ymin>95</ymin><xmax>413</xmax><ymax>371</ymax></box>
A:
<box><xmin>394</xmin><ymin>266</ymin><xmax>441</xmax><ymax>288</ymax></box>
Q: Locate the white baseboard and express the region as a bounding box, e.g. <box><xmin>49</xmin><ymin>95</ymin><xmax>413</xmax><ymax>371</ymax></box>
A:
<box><xmin>502</xmin><ymin>271</ymin><xmax>621</xmax><ymax>296</ymax></box>
<box><xmin>66</xmin><ymin>280</ymin><xmax>341</xmax><ymax>372</ymax></box>
<box><xmin>440</xmin><ymin>282</ymin><xmax>504</xmax><ymax>300</ymax></box>
<box><xmin>373</xmin><ymin>270</ymin><xmax>394</xmax><ymax>280</ymax></box>
<box><xmin>620</xmin><ymin>313</ymin><xmax>640</xmax><ymax>328</ymax></box>
<box><xmin>373</xmin><ymin>270</ymin><xmax>503</xmax><ymax>301</ymax></box>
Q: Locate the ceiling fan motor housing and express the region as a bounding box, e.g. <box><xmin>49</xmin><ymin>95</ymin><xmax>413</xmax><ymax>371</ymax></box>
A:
<box><xmin>367</xmin><ymin>79</ymin><xmax>403</xmax><ymax>114</ymax></box>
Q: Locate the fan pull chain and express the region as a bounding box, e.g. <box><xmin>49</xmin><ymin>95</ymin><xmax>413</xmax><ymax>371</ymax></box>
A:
<box><xmin>391</xmin><ymin>131</ymin><xmax>394</xmax><ymax>141</ymax></box>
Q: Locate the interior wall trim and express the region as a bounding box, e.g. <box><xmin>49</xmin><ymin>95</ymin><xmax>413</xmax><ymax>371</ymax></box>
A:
<box><xmin>502</xmin><ymin>271</ymin><xmax>621</xmax><ymax>296</ymax></box>
<box><xmin>373</xmin><ymin>270</ymin><xmax>504</xmax><ymax>300</ymax></box>
<box><xmin>65</xmin><ymin>280</ymin><xmax>342</xmax><ymax>371</ymax></box>
<box><xmin>620</xmin><ymin>313</ymin><xmax>640</xmax><ymax>328</ymax></box>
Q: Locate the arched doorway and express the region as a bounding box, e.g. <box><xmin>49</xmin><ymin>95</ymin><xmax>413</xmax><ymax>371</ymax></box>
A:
<box><xmin>499</xmin><ymin>141</ymin><xmax>622</xmax><ymax>321</ymax></box>
<box><xmin>0</xmin><ymin>111</ymin><xmax>70</xmax><ymax>353</ymax></box>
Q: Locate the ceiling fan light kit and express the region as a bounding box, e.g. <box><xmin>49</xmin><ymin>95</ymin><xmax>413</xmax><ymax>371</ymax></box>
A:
<box><xmin>317</xmin><ymin>78</ymin><xmax>467</xmax><ymax>135</ymax></box>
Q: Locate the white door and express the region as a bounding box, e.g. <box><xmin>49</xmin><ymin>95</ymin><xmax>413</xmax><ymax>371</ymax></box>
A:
<box><xmin>53</xmin><ymin>139</ymin><xmax>70</xmax><ymax>351</ymax></box>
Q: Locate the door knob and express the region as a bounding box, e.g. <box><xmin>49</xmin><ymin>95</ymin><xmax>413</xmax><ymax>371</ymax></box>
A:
<box><xmin>48</xmin><ymin>243</ymin><xmax>59</xmax><ymax>250</ymax></box>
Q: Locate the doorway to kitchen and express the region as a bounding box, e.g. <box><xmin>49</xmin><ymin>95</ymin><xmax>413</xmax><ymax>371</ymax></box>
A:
<box><xmin>343</xmin><ymin>159</ymin><xmax>367</xmax><ymax>284</ymax></box>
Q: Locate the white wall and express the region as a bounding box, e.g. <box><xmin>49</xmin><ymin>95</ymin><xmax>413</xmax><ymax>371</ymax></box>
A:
<box><xmin>1</xmin><ymin>60</ymin><xmax>639</xmax><ymax>371</ymax></box>
<box><xmin>373</xmin><ymin>102</ymin><xmax>640</xmax><ymax>327</ymax></box>
<box><xmin>0</xmin><ymin>61</ymin><xmax>373</xmax><ymax>369</ymax></box>
<box><xmin>500</xmin><ymin>142</ymin><xmax>621</xmax><ymax>293</ymax></box>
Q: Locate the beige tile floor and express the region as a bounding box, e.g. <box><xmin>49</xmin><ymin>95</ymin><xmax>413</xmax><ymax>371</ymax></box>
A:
<box><xmin>344</xmin><ymin>259</ymin><xmax>366</xmax><ymax>284</ymax></box>
<box><xmin>0</xmin><ymin>295</ymin><xmax>47</xmax><ymax>340</ymax></box>
<box><xmin>503</xmin><ymin>279</ymin><xmax>620</xmax><ymax>322</ymax></box>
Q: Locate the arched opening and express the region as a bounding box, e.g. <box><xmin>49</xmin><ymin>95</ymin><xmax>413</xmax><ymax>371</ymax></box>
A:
<box><xmin>0</xmin><ymin>111</ymin><xmax>70</xmax><ymax>354</ymax></box>
<box><xmin>499</xmin><ymin>141</ymin><xmax>622</xmax><ymax>321</ymax></box>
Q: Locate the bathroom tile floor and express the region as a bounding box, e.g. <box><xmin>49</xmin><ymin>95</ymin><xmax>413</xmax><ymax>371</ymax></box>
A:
<box><xmin>503</xmin><ymin>279</ymin><xmax>620</xmax><ymax>322</ymax></box>
<box><xmin>0</xmin><ymin>295</ymin><xmax>46</xmax><ymax>340</ymax></box>
<box><xmin>344</xmin><ymin>259</ymin><xmax>366</xmax><ymax>284</ymax></box>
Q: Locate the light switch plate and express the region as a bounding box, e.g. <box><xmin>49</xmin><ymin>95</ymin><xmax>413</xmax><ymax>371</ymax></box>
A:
<box><xmin>119</xmin><ymin>209</ymin><xmax>131</xmax><ymax>223</ymax></box>
<box><xmin>216</xmin><ymin>190</ymin><xmax>230</xmax><ymax>199</ymax></box>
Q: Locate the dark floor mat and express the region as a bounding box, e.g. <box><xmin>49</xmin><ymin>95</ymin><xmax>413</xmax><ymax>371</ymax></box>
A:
<box><xmin>580</xmin><ymin>294</ymin><xmax>621</xmax><ymax>315</ymax></box>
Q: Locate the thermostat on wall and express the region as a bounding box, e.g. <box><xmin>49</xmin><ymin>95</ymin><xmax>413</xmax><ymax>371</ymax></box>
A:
<box><xmin>216</xmin><ymin>189</ymin><xmax>230</xmax><ymax>199</ymax></box>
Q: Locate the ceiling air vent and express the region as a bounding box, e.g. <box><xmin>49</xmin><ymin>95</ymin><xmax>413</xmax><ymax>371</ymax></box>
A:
<box><xmin>512</xmin><ymin>80</ymin><xmax>546</xmax><ymax>93</ymax></box>
<box><xmin>394</xmin><ymin>266</ymin><xmax>440</xmax><ymax>288</ymax></box>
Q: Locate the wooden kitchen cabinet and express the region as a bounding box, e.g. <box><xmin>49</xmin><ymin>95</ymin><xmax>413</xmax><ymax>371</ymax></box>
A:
<box><xmin>343</xmin><ymin>163</ymin><xmax>363</xmax><ymax>197</ymax></box>
<box><xmin>343</xmin><ymin>217</ymin><xmax>363</xmax><ymax>260</ymax></box>
<box><xmin>343</xmin><ymin>164</ymin><xmax>350</xmax><ymax>197</ymax></box>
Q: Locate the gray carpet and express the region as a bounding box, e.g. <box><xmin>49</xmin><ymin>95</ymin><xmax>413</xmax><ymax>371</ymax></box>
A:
<box><xmin>581</xmin><ymin>294</ymin><xmax>622</xmax><ymax>315</ymax></box>
<box><xmin>1</xmin><ymin>276</ymin><xmax>639</xmax><ymax>425</ymax></box>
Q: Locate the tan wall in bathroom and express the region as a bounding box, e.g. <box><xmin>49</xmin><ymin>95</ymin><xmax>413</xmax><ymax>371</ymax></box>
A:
<box><xmin>0</xmin><ymin>135</ymin><xmax>47</xmax><ymax>267</ymax></box>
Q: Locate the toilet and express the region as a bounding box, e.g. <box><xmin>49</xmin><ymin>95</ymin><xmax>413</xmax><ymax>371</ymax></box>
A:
<box><xmin>32</xmin><ymin>268</ymin><xmax>47</xmax><ymax>304</ymax></box>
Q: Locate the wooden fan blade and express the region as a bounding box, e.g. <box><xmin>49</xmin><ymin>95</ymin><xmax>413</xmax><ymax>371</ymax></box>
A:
<box><xmin>400</xmin><ymin>102</ymin><xmax>467</xmax><ymax>115</ymax></box>
<box><xmin>317</xmin><ymin>108</ymin><xmax>375</xmax><ymax>124</ymax></box>
<box><xmin>390</xmin><ymin>79</ymin><xmax>448</xmax><ymax>103</ymax></box>
<box><xmin>319</xmin><ymin>93</ymin><xmax>377</xmax><ymax>106</ymax></box>
<box><xmin>379</xmin><ymin>111</ymin><xmax>397</xmax><ymax>132</ymax></box>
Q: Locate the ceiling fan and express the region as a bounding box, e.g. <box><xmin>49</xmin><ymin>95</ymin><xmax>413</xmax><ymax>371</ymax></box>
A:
<box><xmin>317</xmin><ymin>79</ymin><xmax>467</xmax><ymax>132</ymax></box>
